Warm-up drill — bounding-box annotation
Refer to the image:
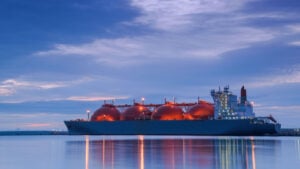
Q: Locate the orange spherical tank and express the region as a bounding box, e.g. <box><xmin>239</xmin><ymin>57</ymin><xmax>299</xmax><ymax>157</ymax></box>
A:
<box><xmin>187</xmin><ymin>101</ymin><xmax>214</xmax><ymax>120</ymax></box>
<box><xmin>152</xmin><ymin>103</ymin><xmax>184</xmax><ymax>120</ymax></box>
<box><xmin>91</xmin><ymin>104</ymin><xmax>120</xmax><ymax>121</ymax></box>
<box><xmin>122</xmin><ymin>103</ymin><xmax>152</xmax><ymax>120</ymax></box>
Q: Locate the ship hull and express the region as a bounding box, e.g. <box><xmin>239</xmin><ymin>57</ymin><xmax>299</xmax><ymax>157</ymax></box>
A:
<box><xmin>64</xmin><ymin>119</ymin><xmax>281</xmax><ymax>136</ymax></box>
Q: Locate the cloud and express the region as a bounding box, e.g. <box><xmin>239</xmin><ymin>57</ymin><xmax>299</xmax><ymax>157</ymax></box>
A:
<box><xmin>0</xmin><ymin>88</ymin><xmax>14</xmax><ymax>96</ymax></box>
<box><xmin>34</xmin><ymin>26</ymin><xmax>275</xmax><ymax>65</ymax></box>
<box><xmin>67</xmin><ymin>96</ymin><xmax>129</xmax><ymax>102</ymax></box>
<box><xmin>24</xmin><ymin>123</ymin><xmax>51</xmax><ymax>128</ymax></box>
<box><xmin>130</xmin><ymin>0</ymin><xmax>254</xmax><ymax>31</ymax></box>
<box><xmin>34</xmin><ymin>0</ymin><xmax>282</xmax><ymax>66</ymax></box>
<box><xmin>287</xmin><ymin>24</ymin><xmax>300</xmax><ymax>33</ymax></box>
<box><xmin>247</xmin><ymin>65</ymin><xmax>300</xmax><ymax>87</ymax></box>
<box><xmin>256</xmin><ymin>105</ymin><xmax>300</xmax><ymax>111</ymax></box>
<box><xmin>0</xmin><ymin>77</ymin><xmax>93</xmax><ymax>96</ymax></box>
<box><xmin>2</xmin><ymin>79</ymin><xmax>67</xmax><ymax>89</ymax></box>
<box><xmin>289</xmin><ymin>41</ymin><xmax>300</xmax><ymax>46</ymax></box>
<box><xmin>36</xmin><ymin>38</ymin><xmax>142</xmax><ymax>58</ymax></box>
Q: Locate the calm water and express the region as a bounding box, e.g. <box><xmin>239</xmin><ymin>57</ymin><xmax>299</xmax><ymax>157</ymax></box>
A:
<box><xmin>0</xmin><ymin>136</ymin><xmax>299</xmax><ymax>169</ymax></box>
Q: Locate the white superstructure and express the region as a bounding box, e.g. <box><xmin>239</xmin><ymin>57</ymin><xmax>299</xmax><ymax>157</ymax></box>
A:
<box><xmin>211</xmin><ymin>86</ymin><xmax>255</xmax><ymax>120</ymax></box>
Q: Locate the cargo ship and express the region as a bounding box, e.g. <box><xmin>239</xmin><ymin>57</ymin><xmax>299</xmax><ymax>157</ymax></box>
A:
<box><xmin>64</xmin><ymin>86</ymin><xmax>281</xmax><ymax>135</ymax></box>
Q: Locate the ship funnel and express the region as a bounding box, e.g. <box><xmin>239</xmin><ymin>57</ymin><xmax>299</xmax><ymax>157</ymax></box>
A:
<box><xmin>241</xmin><ymin>85</ymin><xmax>247</xmax><ymax>104</ymax></box>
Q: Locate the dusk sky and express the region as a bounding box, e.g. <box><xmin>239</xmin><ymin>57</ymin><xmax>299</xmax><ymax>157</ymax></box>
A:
<box><xmin>0</xmin><ymin>0</ymin><xmax>300</xmax><ymax>130</ymax></box>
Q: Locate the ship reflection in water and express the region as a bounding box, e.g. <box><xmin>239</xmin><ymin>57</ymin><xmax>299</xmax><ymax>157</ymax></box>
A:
<box><xmin>65</xmin><ymin>136</ymin><xmax>282</xmax><ymax>169</ymax></box>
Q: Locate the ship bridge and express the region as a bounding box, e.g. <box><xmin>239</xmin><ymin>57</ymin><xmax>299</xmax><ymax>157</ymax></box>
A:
<box><xmin>211</xmin><ymin>86</ymin><xmax>255</xmax><ymax>120</ymax></box>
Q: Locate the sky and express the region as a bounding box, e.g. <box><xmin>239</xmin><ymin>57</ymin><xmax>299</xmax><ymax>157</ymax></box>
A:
<box><xmin>0</xmin><ymin>0</ymin><xmax>300</xmax><ymax>130</ymax></box>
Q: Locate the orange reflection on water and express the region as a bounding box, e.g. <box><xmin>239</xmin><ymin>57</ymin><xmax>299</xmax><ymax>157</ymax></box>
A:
<box><xmin>100</xmin><ymin>137</ymin><xmax>114</xmax><ymax>169</ymax></box>
<box><xmin>85</xmin><ymin>136</ymin><xmax>89</xmax><ymax>169</ymax></box>
<box><xmin>160</xmin><ymin>139</ymin><xmax>176</xmax><ymax>169</ymax></box>
<box><xmin>102</xmin><ymin>138</ymin><xmax>105</xmax><ymax>169</ymax></box>
<box><xmin>182</xmin><ymin>139</ymin><xmax>186</xmax><ymax>169</ymax></box>
<box><xmin>251</xmin><ymin>140</ymin><xmax>256</xmax><ymax>169</ymax></box>
<box><xmin>138</xmin><ymin>136</ymin><xmax>144</xmax><ymax>169</ymax></box>
<box><xmin>158</xmin><ymin>139</ymin><xmax>214</xmax><ymax>169</ymax></box>
<box><xmin>82</xmin><ymin>136</ymin><xmax>263</xmax><ymax>169</ymax></box>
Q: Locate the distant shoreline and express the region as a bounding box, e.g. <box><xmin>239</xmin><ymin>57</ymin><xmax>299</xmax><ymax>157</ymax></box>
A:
<box><xmin>0</xmin><ymin>131</ymin><xmax>68</xmax><ymax>136</ymax></box>
<box><xmin>0</xmin><ymin>128</ymin><xmax>299</xmax><ymax>136</ymax></box>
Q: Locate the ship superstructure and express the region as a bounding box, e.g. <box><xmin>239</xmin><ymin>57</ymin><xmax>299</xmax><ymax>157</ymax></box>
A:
<box><xmin>211</xmin><ymin>85</ymin><xmax>254</xmax><ymax>120</ymax></box>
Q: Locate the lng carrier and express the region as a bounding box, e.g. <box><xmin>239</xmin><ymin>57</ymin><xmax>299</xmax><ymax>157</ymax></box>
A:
<box><xmin>64</xmin><ymin>86</ymin><xmax>281</xmax><ymax>135</ymax></box>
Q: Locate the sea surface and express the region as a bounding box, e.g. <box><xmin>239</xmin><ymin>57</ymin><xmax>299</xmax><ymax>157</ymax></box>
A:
<box><xmin>0</xmin><ymin>136</ymin><xmax>299</xmax><ymax>169</ymax></box>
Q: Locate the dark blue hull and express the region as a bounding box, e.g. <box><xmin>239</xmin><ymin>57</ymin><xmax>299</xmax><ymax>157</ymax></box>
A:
<box><xmin>64</xmin><ymin>119</ymin><xmax>281</xmax><ymax>136</ymax></box>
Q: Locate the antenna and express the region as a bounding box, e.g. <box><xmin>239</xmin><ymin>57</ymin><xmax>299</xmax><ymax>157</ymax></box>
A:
<box><xmin>86</xmin><ymin>109</ymin><xmax>91</xmax><ymax>121</ymax></box>
<box><xmin>141</xmin><ymin>97</ymin><xmax>145</xmax><ymax>105</ymax></box>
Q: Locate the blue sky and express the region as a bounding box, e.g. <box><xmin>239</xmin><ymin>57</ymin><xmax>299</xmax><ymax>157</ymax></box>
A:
<box><xmin>0</xmin><ymin>0</ymin><xmax>300</xmax><ymax>130</ymax></box>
